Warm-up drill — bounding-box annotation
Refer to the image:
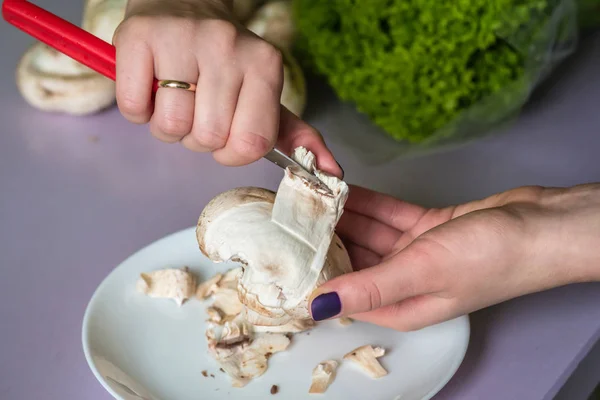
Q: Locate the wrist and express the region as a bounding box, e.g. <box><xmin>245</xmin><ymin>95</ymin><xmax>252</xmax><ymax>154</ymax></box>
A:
<box><xmin>535</xmin><ymin>184</ymin><xmax>600</xmax><ymax>285</ymax></box>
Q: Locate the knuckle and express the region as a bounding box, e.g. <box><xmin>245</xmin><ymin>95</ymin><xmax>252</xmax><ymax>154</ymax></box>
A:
<box><xmin>469</xmin><ymin>207</ymin><xmax>527</xmax><ymax>239</ymax></box>
<box><xmin>202</xmin><ymin>20</ymin><xmax>238</xmax><ymax>53</ymax></box>
<box><xmin>404</xmin><ymin>237</ymin><xmax>449</xmax><ymax>292</ymax></box>
<box><xmin>114</xmin><ymin>15</ymin><xmax>151</xmax><ymax>43</ymax></box>
<box><xmin>117</xmin><ymin>93</ymin><xmax>148</xmax><ymax>119</ymax></box>
<box><xmin>158</xmin><ymin>113</ymin><xmax>192</xmax><ymax>136</ymax></box>
<box><xmin>490</xmin><ymin>185</ymin><xmax>545</xmax><ymax>206</ymax></box>
<box><xmin>255</xmin><ymin>41</ymin><xmax>283</xmax><ymax>65</ymax></box>
<box><xmin>249</xmin><ymin>42</ymin><xmax>283</xmax><ymax>78</ymax></box>
<box><xmin>191</xmin><ymin>128</ymin><xmax>228</xmax><ymax>150</ymax></box>
<box><xmin>286</xmin><ymin>125</ymin><xmax>320</xmax><ymax>147</ymax></box>
<box><xmin>351</xmin><ymin>277</ymin><xmax>383</xmax><ymax>311</ymax></box>
<box><xmin>388</xmin><ymin>302</ymin><xmax>426</xmax><ymax>332</ymax></box>
<box><xmin>367</xmin><ymin>280</ymin><xmax>383</xmax><ymax>311</ymax></box>
<box><xmin>230</xmin><ymin>132</ymin><xmax>273</xmax><ymax>160</ymax></box>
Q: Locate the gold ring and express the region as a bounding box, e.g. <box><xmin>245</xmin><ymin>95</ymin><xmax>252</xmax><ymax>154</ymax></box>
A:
<box><xmin>157</xmin><ymin>80</ymin><xmax>197</xmax><ymax>92</ymax></box>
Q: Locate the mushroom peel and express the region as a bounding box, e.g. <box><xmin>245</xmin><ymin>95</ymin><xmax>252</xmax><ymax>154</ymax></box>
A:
<box><xmin>15</xmin><ymin>0</ymin><xmax>126</xmax><ymax>115</ymax></box>
<box><xmin>196</xmin><ymin>147</ymin><xmax>352</xmax><ymax>327</ymax></box>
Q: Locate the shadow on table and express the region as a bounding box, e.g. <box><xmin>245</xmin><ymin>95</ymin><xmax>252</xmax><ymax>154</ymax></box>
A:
<box><xmin>431</xmin><ymin>310</ymin><xmax>491</xmax><ymax>399</ymax></box>
<box><xmin>519</xmin><ymin>29</ymin><xmax>600</xmax><ymax>116</ymax></box>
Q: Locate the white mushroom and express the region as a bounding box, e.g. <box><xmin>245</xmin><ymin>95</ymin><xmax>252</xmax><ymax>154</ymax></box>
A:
<box><xmin>136</xmin><ymin>267</ymin><xmax>196</xmax><ymax>306</ymax></box>
<box><xmin>245</xmin><ymin>1</ymin><xmax>305</xmax><ymax>117</ymax></box>
<box><xmin>197</xmin><ymin>147</ymin><xmax>352</xmax><ymax>328</ymax></box>
<box><xmin>280</xmin><ymin>51</ymin><xmax>307</xmax><ymax>117</ymax></box>
<box><xmin>83</xmin><ymin>0</ymin><xmax>127</xmax><ymax>44</ymax></box>
<box><xmin>343</xmin><ymin>345</ymin><xmax>388</xmax><ymax>379</ymax></box>
<box><xmin>15</xmin><ymin>0</ymin><xmax>126</xmax><ymax>115</ymax></box>
<box><xmin>309</xmin><ymin>360</ymin><xmax>339</xmax><ymax>394</ymax></box>
<box><xmin>246</xmin><ymin>0</ymin><xmax>295</xmax><ymax>53</ymax></box>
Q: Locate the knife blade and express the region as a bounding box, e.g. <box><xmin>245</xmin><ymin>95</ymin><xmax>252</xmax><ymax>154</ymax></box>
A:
<box><xmin>264</xmin><ymin>148</ymin><xmax>325</xmax><ymax>186</ymax></box>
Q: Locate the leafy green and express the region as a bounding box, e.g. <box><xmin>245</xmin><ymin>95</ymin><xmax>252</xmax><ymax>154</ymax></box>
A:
<box><xmin>292</xmin><ymin>0</ymin><xmax>580</xmax><ymax>145</ymax></box>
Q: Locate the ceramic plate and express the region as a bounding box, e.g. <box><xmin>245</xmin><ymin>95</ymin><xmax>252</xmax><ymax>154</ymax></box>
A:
<box><xmin>82</xmin><ymin>227</ymin><xmax>470</xmax><ymax>400</ymax></box>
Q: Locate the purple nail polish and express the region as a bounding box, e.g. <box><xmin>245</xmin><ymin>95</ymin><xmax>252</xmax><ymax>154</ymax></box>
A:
<box><xmin>311</xmin><ymin>292</ymin><xmax>341</xmax><ymax>321</ymax></box>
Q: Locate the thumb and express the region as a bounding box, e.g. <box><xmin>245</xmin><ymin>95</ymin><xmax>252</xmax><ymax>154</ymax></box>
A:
<box><xmin>308</xmin><ymin>242</ymin><xmax>440</xmax><ymax>321</ymax></box>
<box><xmin>276</xmin><ymin>106</ymin><xmax>344</xmax><ymax>179</ymax></box>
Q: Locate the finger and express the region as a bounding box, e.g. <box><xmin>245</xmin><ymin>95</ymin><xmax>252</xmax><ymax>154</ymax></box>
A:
<box><xmin>214</xmin><ymin>42</ymin><xmax>282</xmax><ymax>166</ymax></box>
<box><xmin>343</xmin><ymin>242</ymin><xmax>381</xmax><ymax>271</ymax></box>
<box><xmin>149</xmin><ymin>45</ymin><xmax>198</xmax><ymax>143</ymax></box>
<box><xmin>182</xmin><ymin>64</ymin><xmax>243</xmax><ymax>152</ymax></box>
<box><xmin>114</xmin><ymin>23</ymin><xmax>154</xmax><ymax>124</ymax></box>
<box><xmin>350</xmin><ymin>295</ymin><xmax>456</xmax><ymax>332</ymax></box>
<box><xmin>308</xmin><ymin>240</ymin><xmax>444</xmax><ymax>321</ymax></box>
<box><xmin>336</xmin><ymin>211</ymin><xmax>401</xmax><ymax>256</ymax></box>
<box><xmin>276</xmin><ymin>107</ymin><xmax>343</xmax><ymax>178</ymax></box>
<box><xmin>344</xmin><ymin>185</ymin><xmax>427</xmax><ymax>231</ymax></box>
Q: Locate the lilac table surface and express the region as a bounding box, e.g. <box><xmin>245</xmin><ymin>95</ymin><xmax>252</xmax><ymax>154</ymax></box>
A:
<box><xmin>1</xmin><ymin>3</ymin><xmax>600</xmax><ymax>400</ymax></box>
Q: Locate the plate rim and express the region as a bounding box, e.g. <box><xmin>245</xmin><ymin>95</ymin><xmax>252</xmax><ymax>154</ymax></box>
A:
<box><xmin>82</xmin><ymin>226</ymin><xmax>471</xmax><ymax>400</ymax></box>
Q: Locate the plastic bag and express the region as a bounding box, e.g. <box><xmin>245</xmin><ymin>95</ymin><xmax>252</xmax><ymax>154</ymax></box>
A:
<box><xmin>293</xmin><ymin>0</ymin><xmax>589</xmax><ymax>164</ymax></box>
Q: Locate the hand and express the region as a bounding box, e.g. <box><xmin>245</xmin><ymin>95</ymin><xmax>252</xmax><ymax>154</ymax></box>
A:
<box><xmin>309</xmin><ymin>184</ymin><xmax>600</xmax><ymax>330</ymax></box>
<box><xmin>112</xmin><ymin>0</ymin><xmax>342</xmax><ymax>177</ymax></box>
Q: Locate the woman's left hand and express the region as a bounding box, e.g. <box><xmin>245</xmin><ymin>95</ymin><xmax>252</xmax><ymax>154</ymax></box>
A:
<box><xmin>309</xmin><ymin>184</ymin><xmax>600</xmax><ymax>330</ymax></box>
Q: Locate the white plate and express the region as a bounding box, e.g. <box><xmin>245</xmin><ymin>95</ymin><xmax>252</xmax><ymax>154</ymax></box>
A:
<box><xmin>82</xmin><ymin>227</ymin><xmax>470</xmax><ymax>400</ymax></box>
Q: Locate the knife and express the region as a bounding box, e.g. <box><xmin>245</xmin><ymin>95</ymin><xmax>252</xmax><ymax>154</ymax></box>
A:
<box><xmin>2</xmin><ymin>0</ymin><xmax>324</xmax><ymax>186</ymax></box>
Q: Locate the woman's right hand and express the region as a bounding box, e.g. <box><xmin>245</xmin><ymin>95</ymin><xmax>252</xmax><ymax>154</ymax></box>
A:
<box><xmin>113</xmin><ymin>0</ymin><xmax>342</xmax><ymax>177</ymax></box>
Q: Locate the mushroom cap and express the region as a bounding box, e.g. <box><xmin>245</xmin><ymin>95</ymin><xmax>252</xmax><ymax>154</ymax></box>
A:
<box><xmin>280</xmin><ymin>50</ymin><xmax>306</xmax><ymax>117</ymax></box>
<box><xmin>16</xmin><ymin>43</ymin><xmax>117</xmax><ymax>115</ymax></box>
<box><xmin>246</xmin><ymin>0</ymin><xmax>296</xmax><ymax>53</ymax></box>
<box><xmin>197</xmin><ymin>186</ymin><xmax>352</xmax><ymax>326</ymax></box>
<box><xmin>244</xmin><ymin>1</ymin><xmax>306</xmax><ymax>117</ymax></box>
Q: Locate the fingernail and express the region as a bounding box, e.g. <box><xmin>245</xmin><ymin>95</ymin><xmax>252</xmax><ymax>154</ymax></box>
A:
<box><xmin>336</xmin><ymin>162</ymin><xmax>345</xmax><ymax>179</ymax></box>
<box><xmin>311</xmin><ymin>292</ymin><xmax>341</xmax><ymax>321</ymax></box>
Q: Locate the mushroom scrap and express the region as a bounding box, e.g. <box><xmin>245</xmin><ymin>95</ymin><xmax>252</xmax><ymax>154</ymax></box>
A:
<box><xmin>199</xmin><ymin>267</ymin><xmax>314</xmax><ymax>387</ymax></box>
<box><xmin>196</xmin><ymin>146</ymin><xmax>352</xmax><ymax>328</ymax></box>
<box><xmin>136</xmin><ymin>266</ymin><xmax>196</xmax><ymax>306</ymax></box>
<box><xmin>309</xmin><ymin>360</ymin><xmax>339</xmax><ymax>394</ymax></box>
<box><xmin>344</xmin><ymin>345</ymin><xmax>388</xmax><ymax>379</ymax></box>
